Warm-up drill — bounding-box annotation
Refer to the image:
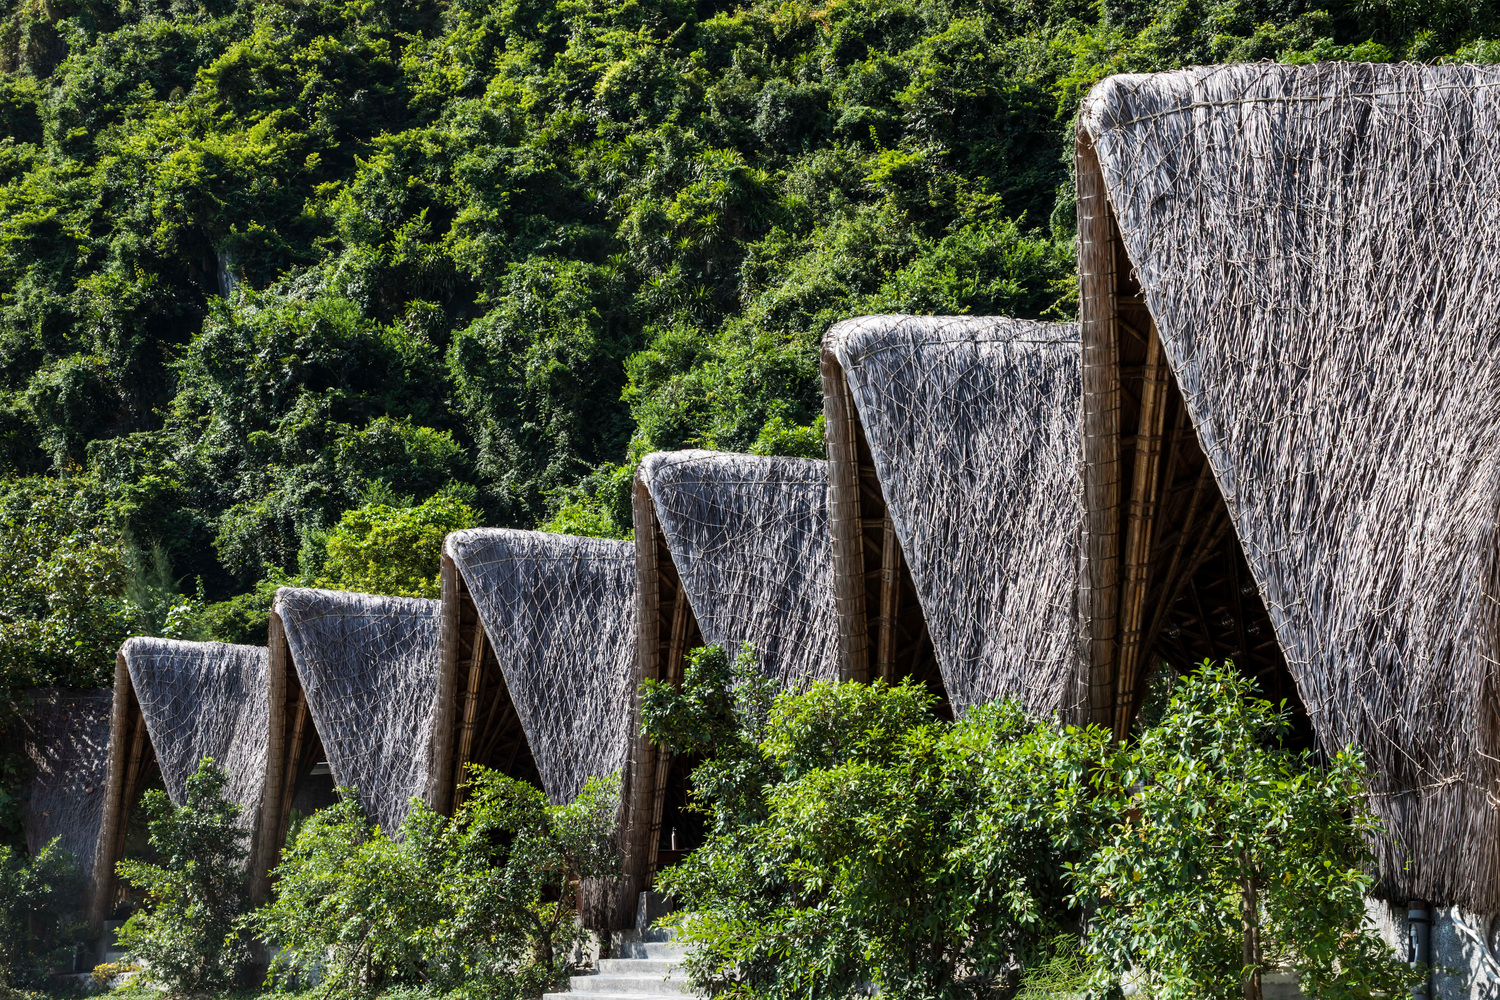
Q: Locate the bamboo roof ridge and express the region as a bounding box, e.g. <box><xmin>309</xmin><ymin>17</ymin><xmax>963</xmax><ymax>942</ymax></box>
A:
<box><xmin>823</xmin><ymin>315</ymin><xmax>1083</xmax><ymax>715</ymax></box>
<box><xmin>1077</xmin><ymin>62</ymin><xmax>1500</xmax><ymax>910</ymax></box>
<box><xmin>273</xmin><ymin>588</ymin><xmax>441</xmax><ymax>833</ymax></box>
<box><xmin>20</xmin><ymin>689</ymin><xmax>112</xmax><ymax>880</ymax></box>
<box><xmin>639</xmin><ymin>450</ymin><xmax>840</xmax><ymax>686</ymax></box>
<box><xmin>118</xmin><ymin>637</ymin><xmax>270</xmax><ymax>824</ymax></box>
<box><xmin>443</xmin><ymin>529</ymin><xmax>636</xmax><ymax>805</ymax></box>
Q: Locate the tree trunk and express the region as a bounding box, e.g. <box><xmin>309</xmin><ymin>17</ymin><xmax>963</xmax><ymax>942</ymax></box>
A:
<box><xmin>1242</xmin><ymin>869</ymin><xmax>1262</xmax><ymax>1000</ymax></box>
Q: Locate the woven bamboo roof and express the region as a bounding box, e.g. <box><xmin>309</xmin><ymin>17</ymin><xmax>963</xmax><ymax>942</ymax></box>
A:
<box><xmin>19</xmin><ymin>689</ymin><xmax>111</xmax><ymax>880</ymax></box>
<box><xmin>118</xmin><ymin>637</ymin><xmax>271</xmax><ymax>825</ymax></box>
<box><xmin>273</xmin><ymin>588</ymin><xmax>441</xmax><ymax>833</ymax></box>
<box><xmin>1078</xmin><ymin>62</ymin><xmax>1500</xmax><ymax>910</ymax></box>
<box><xmin>444</xmin><ymin>529</ymin><xmax>636</xmax><ymax>804</ymax></box>
<box><xmin>824</xmin><ymin>315</ymin><xmax>1083</xmax><ymax>714</ymax></box>
<box><xmin>639</xmin><ymin>450</ymin><xmax>840</xmax><ymax>686</ymax></box>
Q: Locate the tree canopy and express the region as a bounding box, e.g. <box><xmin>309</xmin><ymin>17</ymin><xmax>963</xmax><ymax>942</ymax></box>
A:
<box><xmin>0</xmin><ymin>0</ymin><xmax>1496</xmax><ymax>702</ymax></box>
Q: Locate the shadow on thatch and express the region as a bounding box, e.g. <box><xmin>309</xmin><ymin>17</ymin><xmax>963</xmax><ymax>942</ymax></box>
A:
<box><xmin>17</xmin><ymin>689</ymin><xmax>112</xmax><ymax>904</ymax></box>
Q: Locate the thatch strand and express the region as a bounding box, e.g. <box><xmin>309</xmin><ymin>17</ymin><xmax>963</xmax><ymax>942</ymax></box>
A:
<box><xmin>19</xmin><ymin>689</ymin><xmax>112</xmax><ymax>879</ymax></box>
<box><xmin>824</xmin><ymin>315</ymin><xmax>1084</xmax><ymax>715</ymax></box>
<box><xmin>1080</xmin><ymin>62</ymin><xmax>1500</xmax><ymax>910</ymax></box>
<box><xmin>119</xmin><ymin>637</ymin><xmax>270</xmax><ymax>828</ymax></box>
<box><xmin>640</xmin><ymin>450</ymin><xmax>841</xmax><ymax>686</ymax></box>
<box><xmin>274</xmin><ymin>588</ymin><xmax>442</xmax><ymax>833</ymax></box>
<box><xmin>446</xmin><ymin>529</ymin><xmax>636</xmax><ymax>804</ymax></box>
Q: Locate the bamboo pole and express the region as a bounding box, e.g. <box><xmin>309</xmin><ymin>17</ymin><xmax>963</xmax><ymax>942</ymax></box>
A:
<box><xmin>620</xmin><ymin>476</ymin><xmax>664</xmax><ymax>928</ymax></box>
<box><xmin>876</xmin><ymin>515</ymin><xmax>901</xmax><ymax>683</ymax></box>
<box><xmin>427</xmin><ymin>555</ymin><xmax>462</xmax><ymax>815</ymax></box>
<box><xmin>252</xmin><ymin>612</ymin><xmax>291</xmax><ymax>905</ymax></box>
<box><xmin>276</xmin><ymin>697</ymin><xmax>309</xmax><ymax>855</ymax></box>
<box><xmin>89</xmin><ymin>653</ymin><xmax>134</xmax><ymax>932</ymax></box>
<box><xmin>648</xmin><ymin>585</ymin><xmax>690</xmax><ymax>878</ymax></box>
<box><xmin>1114</xmin><ymin>325</ymin><xmax>1170</xmax><ymax>738</ymax></box>
<box><xmin>822</xmin><ymin>347</ymin><xmax>870</xmax><ymax>683</ymax></box>
<box><xmin>1075</xmin><ymin>133</ymin><xmax>1123</xmax><ymax>729</ymax></box>
<box><xmin>453</xmin><ymin>619</ymin><xmax>487</xmax><ymax>806</ymax></box>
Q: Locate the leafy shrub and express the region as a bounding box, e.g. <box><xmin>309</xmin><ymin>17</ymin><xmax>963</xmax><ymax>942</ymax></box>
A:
<box><xmin>256</xmin><ymin>767</ymin><xmax>620</xmax><ymax>998</ymax></box>
<box><xmin>646</xmin><ymin>654</ymin><xmax>1409</xmax><ymax>1000</ymax></box>
<box><xmin>0</xmin><ymin>839</ymin><xmax>85</xmax><ymax>988</ymax></box>
<box><xmin>312</xmin><ymin>491</ymin><xmax>480</xmax><ymax>598</ymax></box>
<box><xmin>1072</xmin><ymin>664</ymin><xmax>1418</xmax><ymax>1000</ymax></box>
<box><xmin>115</xmin><ymin>758</ymin><xmax>252</xmax><ymax>991</ymax></box>
<box><xmin>646</xmin><ymin>646</ymin><xmax>1108</xmax><ymax>1000</ymax></box>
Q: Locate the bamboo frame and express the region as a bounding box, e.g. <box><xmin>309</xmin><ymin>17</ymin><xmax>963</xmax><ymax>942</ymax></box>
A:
<box><xmin>429</xmin><ymin>557</ymin><xmax>539</xmax><ymax>816</ymax></box>
<box><xmin>820</xmin><ymin>345</ymin><xmax>941</xmax><ymax>699</ymax></box>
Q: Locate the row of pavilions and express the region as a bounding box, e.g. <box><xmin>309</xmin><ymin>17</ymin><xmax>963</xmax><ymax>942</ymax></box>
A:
<box><xmin>15</xmin><ymin>61</ymin><xmax>1500</xmax><ymax>942</ymax></box>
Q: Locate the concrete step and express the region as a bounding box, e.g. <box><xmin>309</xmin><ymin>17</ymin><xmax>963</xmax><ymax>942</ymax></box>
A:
<box><xmin>101</xmin><ymin>950</ymin><xmax>130</xmax><ymax>964</ymax></box>
<box><xmin>615</xmin><ymin>941</ymin><xmax>686</xmax><ymax>960</ymax></box>
<box><xmin>569</xmin><ymin>974</ymin><xmax>690</xmax><ymax>996</ymax></box>
<box><xmin>546</xmin><ymin>994</ymin><xmax>684</xmax><ymax>1000</ymax></box>
<box><xmin>598</xmin><ymin>959</ymin><xmax>677</xmax><ymax>976</ymax></box>
<box><xmin>615</xmin><ymin>927</ymin><xmax>673</xmax><ymax>944</ymax></box>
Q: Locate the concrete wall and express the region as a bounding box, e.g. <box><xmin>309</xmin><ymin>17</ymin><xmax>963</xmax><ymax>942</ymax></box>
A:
<box><xmin>1367</xmin><ymin>900</ymin><xmax>1500</xmax><ymax>1000</ymax></box>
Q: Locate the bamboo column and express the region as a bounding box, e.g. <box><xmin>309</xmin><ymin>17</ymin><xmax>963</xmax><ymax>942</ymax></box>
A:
<box><xmin>822</xmin><ymin>347</ymin><xmax>870</xmax><ymax>683</ymax></box>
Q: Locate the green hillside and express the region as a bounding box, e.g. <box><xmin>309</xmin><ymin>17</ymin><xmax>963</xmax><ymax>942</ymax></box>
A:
<box><xmin>0</xmin><ymin>0</ymin><xmax>1494</xmax><ymax>703</ymax></box>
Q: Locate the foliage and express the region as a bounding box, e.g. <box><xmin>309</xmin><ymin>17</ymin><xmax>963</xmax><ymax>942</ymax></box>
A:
<box><xmin>1</xmin><ymin>0</ymin><xmax>1491</xmax><ymax>707</ymax></box>
<box><xmin>251</xmin><ymin>795</ymin><xmax>444</xmax><ymax>989</ymax></box>
<box><xmin>255</xmin><ymin>767</ymin><xmax>619</xmax><ymax>997</ymax></box>
<box><xmin>311</xmin><ymin>491</ymin><xmax>480</xmax><ymax>598</ymax></box>
<box><xmin>646</xmin><ymin>646</ymin><xmax>1110</xmax><ymax>1000</ymax></box>
<box><xmin>1072</xmin><ymin>663</ymin><xmax>1418</xmax><ymax>1000</ymax></box>
<box><xmin>115</xmin><ymin>758</ymin><xmax>252</xmax><ymax>991</ymax></box>
<box><xmin>0</xmin><ymin>839</ymin><xmax>85</xmax><ymax>988</ymax></box>
<box><xmin>647</xmin><ymin>656</ymin><xmax>1409</xmax><ymax>1000</ymax></box>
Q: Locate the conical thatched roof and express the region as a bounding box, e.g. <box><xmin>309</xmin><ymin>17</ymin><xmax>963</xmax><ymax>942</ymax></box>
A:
<box><xmin>273</xmin><ymin>588</ymin><xmax>441</xmax><ymax>833</ymax></box>
<box><xmin>444</xmin><ymin>529</ymin><xmax>636</xmax><ymax>804</ymax></box>
<box><xmin>119</xmin><ymin>637</ymin><xmax>270</xmax><ymax>822</ymax></box>
<box><xmin>1077</xmin><ymin>62</ymin><xmax>1500</xmax><ymax>910</ymax></box>
<box><xmin>638</xmin><ymin>450</ymin><xmax>840</xmax><ymax>686</ymax></box>
<box><xmin>20</xmin><ymin>689</ymin><xmax>111</xmax><ymax>880</ymax></box>
<box><xmin>823</xmin><ymin>315</ymin><xmax>1083</xmax><ymax>715</ymax></box>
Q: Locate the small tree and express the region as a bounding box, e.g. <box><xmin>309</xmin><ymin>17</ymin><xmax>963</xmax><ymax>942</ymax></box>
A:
<box><xmin>429</xmin><ymin>768</ymin><xmax>620</xmax><ymax>1000</ymax></box>
<box><xmin>255</xmin><ymin>769</ymin><xmax>619</xmax><ymax>999</ymax></box>
<box><xmin>648</xmin><ymin>645</ymin><xmax>1107</xmax><ymax>1000</ymax></box>
<box><xmin>312</xmin><ymin>492</ymin><xmax>479</xmax><ymax>598</ymax></box>
<box><xmin>252</xmin><ymin>794</ymin><xmax>444</xmax><ymax>989</ymax></box>
<box><xmin>1072</xmin><ymin>663</ymin><xmax>1417</xmax><ymax>1000</ymax></box>
<box><xmin>0</xmin><ymin>839</ymin><xmax>85</xmax><ymax>987</ymax></box>
<box><xmin>116</xmin><ymin>757</ymin><xmax>251</xmax><ymax>990</ymax></box>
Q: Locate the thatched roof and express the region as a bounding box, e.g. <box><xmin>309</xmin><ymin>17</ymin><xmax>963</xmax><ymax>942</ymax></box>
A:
<box><xmin>444</xmin><ymin>529</ymin><xmax>636</xmax><ymax>804</ymax></box>
<box><xmin>1077</xmin><ymin>62</ymin><xmax>1500</xmax><ymax>910</ymax></box>
<box><xmin>638</xmin><ymin>450</ymin><xmax>840</xmax><ymax>686</ymax></box>
<box><xmin>272</xmin><ymin>588</ymin><xmax>441</xmax><ymax>833</ymax></box>
<box><xmin>823</xmin><ymin>315</ymin><xmax>1083</xmax><ymax>715</ymax></box>
<box><xmin>118</xmin><ymin>637</ymin><xmax>271</xmax><ymax>823</ymax></box>
<box><xmin>19</xmin><ymin>689</ymin><xmax>111</xmax><ymax>880</ymax></box>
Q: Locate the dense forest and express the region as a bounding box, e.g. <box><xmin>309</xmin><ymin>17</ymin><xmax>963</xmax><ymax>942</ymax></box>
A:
<box><xmin>0</xmin><ymin>0</ymin><xmax>1495</xmax><ymax>728</ymax></box>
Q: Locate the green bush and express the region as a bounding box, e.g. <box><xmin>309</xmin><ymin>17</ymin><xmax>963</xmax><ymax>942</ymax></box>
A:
<box><xmin>645</xmin><ymin>654</ymin><xmax>1410</xmax><ymax>1000</ymax></box>
<box><xmin>311</xmin><ymin>492</ymin><xmax>480</xmax><ymax>599</ymax></box>
<box><xmin>0</xmin><ymin>839</ymin><xmax>85</xmax><ymax>988</ymax></box>
<box><xmin>255</xmin><ymin>767</ymin><xmax>620</xmax><ymax>998</ymax></box>
<box><xmin>648</xmin><ymin>647</ymin><xmax>1105</xmax><ymax>1000</ymax></box>
<box><xmin>115</xmin><ymin>758</ymin><xmax>252</xmax><ymax>991</ymax></box>
<box><xmin>1072</xmin><ymin>664</ymin><xmax>1418</xmax><ymax>1000</ymax></box>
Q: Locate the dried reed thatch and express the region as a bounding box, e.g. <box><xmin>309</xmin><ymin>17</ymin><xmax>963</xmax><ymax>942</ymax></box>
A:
<box><xmin>437</xmin><ymin>529</ymin><xmax>636</xmax><ymax>808</ymax></box>
<box><xmin>271</xmin><ymin>588</ymin><xmax>441</xmax><ymax>834</ymax></box>
<box><xmin>92</xmin><ymin>638</ymin><xmax>271</xmax><ymax>928</ymax></box>
<box><xmin>1076</xmin><ymin>62</ymin><xmax>1500</xmax><ymax>911</ymax></box>
<box><xmin>822</xmin><ymin>315</ymin><xmax>1084</xmax><ymax>715</ymax></box>
<box><xmin>638</xmin><ymin>450</ymin><xmax>841</xmax><ymax>686</ymax></box>
<box><xmin>19</xmin><ymin>689</ymin><xmax>112</xmax><ymax>883</ymax></box>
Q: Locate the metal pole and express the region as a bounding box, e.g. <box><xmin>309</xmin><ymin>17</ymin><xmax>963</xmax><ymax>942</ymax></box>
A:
<box><xmin>1408</xmin><ymin>900</ymin><xmax>1432</xmax><ymax>1000</ymax></box>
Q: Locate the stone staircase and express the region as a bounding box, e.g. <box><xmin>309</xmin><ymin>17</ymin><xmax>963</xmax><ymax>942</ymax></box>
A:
<box><xmin>545</xmin><ymin>896</ymin><xmax>691</xmax><ymax>1000</ymax></box>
